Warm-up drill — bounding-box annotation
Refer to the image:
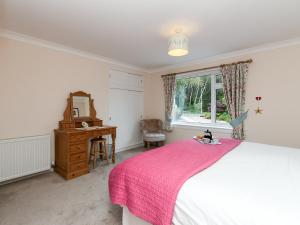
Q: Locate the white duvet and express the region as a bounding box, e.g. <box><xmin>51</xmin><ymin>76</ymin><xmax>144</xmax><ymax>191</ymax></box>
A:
<box><xmin>123</xmin><ymin>142</ymin><xmax>300</xmax><ymax>225</ymax></box>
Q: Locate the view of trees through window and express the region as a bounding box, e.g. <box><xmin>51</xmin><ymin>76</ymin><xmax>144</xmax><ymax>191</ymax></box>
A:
<box><xmin>173</xmin><ymin>74</ymin><xmax>230</xmax><ymax>124</ymax></box>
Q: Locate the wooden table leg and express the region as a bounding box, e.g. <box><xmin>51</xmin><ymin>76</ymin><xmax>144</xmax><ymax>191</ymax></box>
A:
<box><xmin>99</xmin><ymin>136</ymin><xmax>103</xmax><ymax>160</ymax></box>
<box><xmin>111</xmin><ymin>131</ymin><xmax>116</xmax><ymax>163</ymax></box>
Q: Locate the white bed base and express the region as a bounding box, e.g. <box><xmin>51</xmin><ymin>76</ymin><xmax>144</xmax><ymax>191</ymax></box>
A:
<box><xmin>122</xmin><ymin>207</ymin><xmax>150</xmax><ymax>225</ymax></box>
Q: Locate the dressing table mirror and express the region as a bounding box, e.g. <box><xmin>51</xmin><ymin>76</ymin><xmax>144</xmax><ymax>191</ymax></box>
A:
<box><xmin>59</xmin><ymin>91</ymin><xmax>102</xmax><ymax>129</ymax></box>
<box><xmin>55</xmin><ymin>91</ymin><xmax>117</xmax><ymax>180</ymax></box>
<box><xmin>72</xmin><ymin>95</ymin><xmax>90</xmax><ymax>118</ymax></box>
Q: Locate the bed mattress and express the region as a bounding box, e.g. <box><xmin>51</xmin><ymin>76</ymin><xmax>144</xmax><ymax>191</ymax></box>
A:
<box><xmin>123</xmin><ymin>142</ymin><xmax>300</xmax><ymax>225</ymax></box>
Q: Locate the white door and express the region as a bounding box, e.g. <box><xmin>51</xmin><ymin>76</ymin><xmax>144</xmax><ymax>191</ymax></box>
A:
<box><xmin>109</xmin><ymin>70</ymin><xmax>144</xmax><ymax>151</ymax></box>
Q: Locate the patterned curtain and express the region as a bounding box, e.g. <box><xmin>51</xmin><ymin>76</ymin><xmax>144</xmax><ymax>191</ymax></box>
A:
<box><xmin>162</xmin><ymin>74</ymin><xmax>176</xmax><ymax>131</ymax></box>
<box><xmin>220</xmin><ymin>63</ymin><xmax>249</xmax><ymax>140</ymax></box>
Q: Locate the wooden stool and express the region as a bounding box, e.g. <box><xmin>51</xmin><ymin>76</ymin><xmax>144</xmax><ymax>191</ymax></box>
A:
<box><xmin>89</xmin><ymin>137</ymin><xmax>109</xmax><ymax>169</ymax></box>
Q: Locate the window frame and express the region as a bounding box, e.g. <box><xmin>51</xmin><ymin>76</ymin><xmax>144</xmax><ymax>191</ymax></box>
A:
<box><xmin>172</xmin><ymin>68</ymin><xmax>232</xmax><ymax>131</ymax></box>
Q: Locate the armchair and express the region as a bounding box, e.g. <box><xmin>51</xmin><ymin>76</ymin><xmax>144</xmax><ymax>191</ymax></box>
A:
<box><xmin>140</xmin><ymin>119</ymin><xmax>166</xmax><ymax>149</ymax></box>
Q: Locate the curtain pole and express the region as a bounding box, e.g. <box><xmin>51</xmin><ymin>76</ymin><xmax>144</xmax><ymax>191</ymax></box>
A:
<box><xmin>161</xmin><ymin>59</ymin><xmax>253</xmax><ymax>77</ymax></box>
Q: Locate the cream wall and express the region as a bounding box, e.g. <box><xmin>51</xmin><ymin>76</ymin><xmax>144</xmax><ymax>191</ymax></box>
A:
<box><xmin>1</xmin><ymin>35</ymin><xmax>300</xmax><ymax>162</ymax></box>
<box><xmin>144</xmin><ymin>44</ymin><xmax>300</xmax><ymax>148</ymax></box>
<box><xmin>0</xmin><ymin>37</ymin><xmax>141</xmax><ymax>161</ymax></box>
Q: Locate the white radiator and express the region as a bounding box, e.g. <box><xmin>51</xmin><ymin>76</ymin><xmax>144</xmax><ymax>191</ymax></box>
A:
<box><xmin>0</xmin><ymin>135</ymin><xmax>51</xmax><ymax>182</ymax></box>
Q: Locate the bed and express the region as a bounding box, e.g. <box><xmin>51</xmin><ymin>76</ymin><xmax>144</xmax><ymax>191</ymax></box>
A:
<box><xmin>111</xmin><ymin>141</ymin><xmax>300</xmax><ymax>225</ymax></box>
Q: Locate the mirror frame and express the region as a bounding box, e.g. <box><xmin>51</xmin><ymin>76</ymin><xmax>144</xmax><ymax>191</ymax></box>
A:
<box><xmin>59</xmin><ymin>91</ymin><xmax>102</xmax><ymax>129</ymax></box>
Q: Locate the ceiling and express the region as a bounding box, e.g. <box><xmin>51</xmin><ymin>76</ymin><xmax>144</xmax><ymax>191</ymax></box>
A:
<box><xmin>1</xmin><ymin>0</ymin><xmax>300</xmax><ymax>70</ymax></box>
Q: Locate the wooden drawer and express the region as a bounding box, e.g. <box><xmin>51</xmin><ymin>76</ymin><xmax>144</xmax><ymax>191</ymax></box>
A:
<box><xmin>93</xmin><ymin>130</ymin><xmax>107</xmax><ymax>137</ymax></box>
<box><xmin>70</xmin><ymin>152</ymin><xmax>87</xmax><ymax>163</ymax></box>
<box><xmin>69</xmin><ymin>133</ymin><xmax>87</xmax><ymax>143</ymax></box>
<box><xmin>70</xmin><ymin>143</ymin><xmax>87</xmax><ymax>154</ymax></box>
<box><xmin>69</xmin><ymin>161</ymin><xmax>87</xmax><ymax>172</ymax></box>
<box><xmin>92</xmin><ymin>128</ymin><xmax>115</xmax><ymax>137</ymax></box>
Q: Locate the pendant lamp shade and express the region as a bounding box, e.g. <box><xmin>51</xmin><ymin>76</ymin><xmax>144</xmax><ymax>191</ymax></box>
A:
<box><xmin>168</xmin><ymin>32</ymin><xmax>189</xmax><ymax>57</ymax></box>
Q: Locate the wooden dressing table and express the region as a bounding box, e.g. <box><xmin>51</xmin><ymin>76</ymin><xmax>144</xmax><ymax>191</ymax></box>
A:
<box><xmin>54</xmin><ymin>91</ymin><xmax>117</xmax><ymax>180</ymax></box>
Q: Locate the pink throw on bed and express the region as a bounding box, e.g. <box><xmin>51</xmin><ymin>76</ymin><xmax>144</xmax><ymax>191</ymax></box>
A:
<box><xmin>109</xmin><ymin>138</ymin><xmax>241</xmax><ymax>225</ymax></box>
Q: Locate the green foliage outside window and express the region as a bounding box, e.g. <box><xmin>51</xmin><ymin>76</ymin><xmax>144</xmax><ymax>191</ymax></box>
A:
<box><xmin>175</xmin><ymin>76</ymin><xmax>211</xmax><ymax>114</ymax></box>
<box><xmin>203</xmin><ymin>112</ymin><xmax>231</xmax><ymax>122</ymax></box>
<box><xmin>175</xmin><ymin>75</ymin><xmax>230</xmax><ymax>123</ymax></box>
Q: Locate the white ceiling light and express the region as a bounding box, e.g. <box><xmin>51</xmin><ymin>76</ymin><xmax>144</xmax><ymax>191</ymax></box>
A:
<box><xmin>168</xmin><ymin>30</ymin><xmax>189</xmax><ymax>57</ymax></box>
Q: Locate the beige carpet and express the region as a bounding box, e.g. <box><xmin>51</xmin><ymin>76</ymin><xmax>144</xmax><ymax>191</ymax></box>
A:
<box><xmin>0</xmin><ymin>147</ymin><xmax>145</xmax><ymax>225</ymax></box>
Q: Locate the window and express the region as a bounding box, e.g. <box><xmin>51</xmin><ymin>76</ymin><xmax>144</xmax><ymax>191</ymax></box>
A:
<box><xmin>172</xmin><ymin>69</ymin><xmax>231</xmax><ymax>128</ymax></box>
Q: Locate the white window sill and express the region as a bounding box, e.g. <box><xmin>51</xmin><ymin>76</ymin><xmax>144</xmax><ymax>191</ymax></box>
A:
<box><xmin>171</xmin><ymin>121</ymin><xmax>233</xmax><ymax>134</ymax></box>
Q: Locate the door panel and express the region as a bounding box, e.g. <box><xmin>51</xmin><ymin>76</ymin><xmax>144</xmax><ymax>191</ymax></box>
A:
<box><xmin>109</xmin><ymin>70</ymin><xmax>144</xmax><ymax>151</ymax></box>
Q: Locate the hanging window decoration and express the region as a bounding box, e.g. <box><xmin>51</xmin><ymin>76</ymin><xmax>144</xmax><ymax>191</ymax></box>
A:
<box><xmin>255</xmin><ymin>96</ymin><xmax>263</xmax><ymax>114</ymax></box>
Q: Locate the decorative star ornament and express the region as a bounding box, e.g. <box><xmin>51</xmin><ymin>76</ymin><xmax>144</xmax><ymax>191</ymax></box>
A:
<box><xmin>255</xmin><ymin>107</ymin><xmax>263</xmax><ymax>114</ymax></box>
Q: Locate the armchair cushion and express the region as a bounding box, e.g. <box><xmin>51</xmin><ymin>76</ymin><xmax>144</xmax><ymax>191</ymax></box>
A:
<box><xmin>144</xmin><ymin>133</ymin><xmax>166</xmax><ymax>142</ymax></box>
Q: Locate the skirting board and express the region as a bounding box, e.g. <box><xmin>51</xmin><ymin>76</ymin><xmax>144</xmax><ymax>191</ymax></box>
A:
<box><xmin>116</xmin><ymin>142</ymin><xmax>144</xmax><ymax>153</ymax></box>
<box><xmin>0</xmin><ymin>170</ymin><xmax>52</xmax><ymax>186</ymax></box>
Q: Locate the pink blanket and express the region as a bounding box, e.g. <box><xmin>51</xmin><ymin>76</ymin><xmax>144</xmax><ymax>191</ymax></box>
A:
<box><xmin>109</xmin><ymin>138</ymin><xmax>241</xmax><ymax>225</ymax></box>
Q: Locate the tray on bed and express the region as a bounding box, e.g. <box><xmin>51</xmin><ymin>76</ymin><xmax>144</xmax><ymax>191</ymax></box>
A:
<box><xmin>193</xmin><ymin>136</ymin><xmax>221</xmax><ymax>145</ymax></box>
